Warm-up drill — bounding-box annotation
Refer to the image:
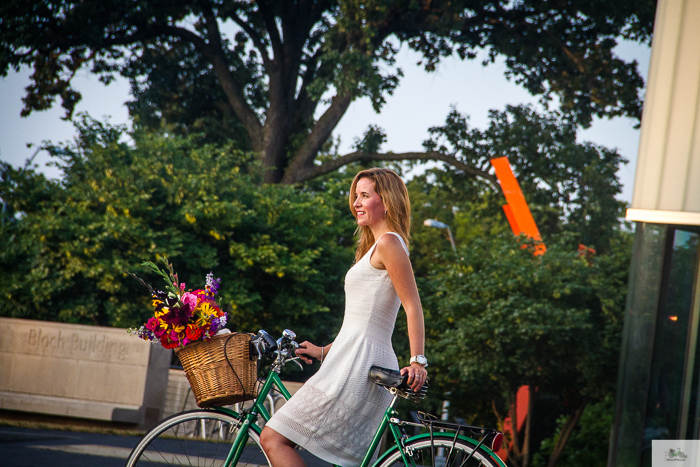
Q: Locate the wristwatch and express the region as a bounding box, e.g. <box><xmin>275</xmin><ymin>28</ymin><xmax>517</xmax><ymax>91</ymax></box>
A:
<box><xmin>410</xmin><ymin>355</ymin><xmax>428</xmax><ymax>367</ymax></box>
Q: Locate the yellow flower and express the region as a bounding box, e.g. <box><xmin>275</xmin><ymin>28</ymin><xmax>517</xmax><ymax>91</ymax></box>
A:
<box><xmin>198</xmin><ymin>302</ymin><xmax>216</xmax><ymax>317</ymax></box>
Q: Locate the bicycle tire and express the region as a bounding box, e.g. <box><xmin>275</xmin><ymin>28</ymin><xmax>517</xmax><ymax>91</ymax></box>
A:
<box><xmin>375</xmin><ymin>435</ymin><xmax>504</xmax><ymax>467</ymax></box>
<box><xmin>125</xmin><ymin>409</ymin><xmax>271</xmax><ymax>467</ymax></box>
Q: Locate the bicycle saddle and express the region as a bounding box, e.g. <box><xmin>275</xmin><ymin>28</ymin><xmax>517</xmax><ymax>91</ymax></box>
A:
<box><xmin>369</xmin><ymin>366</ymin><xmax>429</xmax><ymax>402</ymax></box>
<box><xmin>369</xmin><ymin>366</ymin><xmax>405</xmax><ymax>388</ymax></box>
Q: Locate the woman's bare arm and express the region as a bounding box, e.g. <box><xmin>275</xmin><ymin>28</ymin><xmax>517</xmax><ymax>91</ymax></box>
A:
<box><xmin>371</xmin><ymin>234</ymin><xmax>427</xmax><ymax>391</ymax></box>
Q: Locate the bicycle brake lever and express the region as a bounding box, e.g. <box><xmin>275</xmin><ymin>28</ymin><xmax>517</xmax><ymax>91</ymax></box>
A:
<box><xmin>289</xmin><ymin>356</ymin><xmax>304</xmax><ymax>370</ymax></box>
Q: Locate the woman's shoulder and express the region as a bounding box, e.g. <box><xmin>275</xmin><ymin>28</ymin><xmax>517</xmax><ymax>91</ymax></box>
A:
<box><xmin>376</xmin><ymin>232</ymin><xmax>409</xmax><ymax>256</ymax></box>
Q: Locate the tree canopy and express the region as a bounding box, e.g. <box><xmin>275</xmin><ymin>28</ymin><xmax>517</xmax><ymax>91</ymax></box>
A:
<box><xmin>0</xmin><ymin>104</ymin><xmax>634</xmax><ymax>463</ymax></box>
<box><xmin>0</xmin><ymin>115</ymin><xmax>354</xmax><ymax>352</ymax></box>
<box><xmin>1</xmin><ymin>0</ymin><xmax>654</xmax><ymax>183</ymax></box>
<box><xmin>410</xmin><ymin>233</ymin><xmax>631</xmax><ymax>467</ymax></box>
<box><xmin>392</xmin><ymin>104</ymin><xmax>632</xmax><ymax>465</ymax></box>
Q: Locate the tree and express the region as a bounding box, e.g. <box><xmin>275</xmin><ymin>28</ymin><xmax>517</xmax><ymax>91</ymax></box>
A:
<box><xmin>532</xmin><ymin>396</ymin><xmax>615</xmax><ymax>467</ymax></box>
<box><xmin>1</xmin><ymin>0</ymin><xmax>654</xmax><ymax>184</ymax></box>
<box><xmin>409</xmin><ymin>104</ymin><xmax>628</xmax><ymax>256</ymax></box>
<box><xmin>0</xmin><ymin>115</ymin><xmax>354</xmax><ymax>354</ymax></box>
<box><xmin>420</xmin><ymin>233</ymin><xmax>631</xmax><ymax>467</ymax></box>
<box><xmin>393</xmin><ymin>104</ymin><xmax>632</xmax><ymax>464</ymax></box>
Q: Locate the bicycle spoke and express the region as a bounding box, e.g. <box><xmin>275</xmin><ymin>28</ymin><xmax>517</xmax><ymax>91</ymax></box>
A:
<box><xmin>377</xmin><ymin>436</ymin><xmax>503</xmax><ymax>467</ymax></box>
<box><xmin>125</xmin><ymin>410</ymin><xmax>271</xmax><ymax>467</ymax></box>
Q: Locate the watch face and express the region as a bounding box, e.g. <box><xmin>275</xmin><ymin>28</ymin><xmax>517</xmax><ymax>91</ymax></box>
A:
<box><xmin>413</xmin><ymin>355</ymin><xmax>427</xmax><ymax>365</ymax></box>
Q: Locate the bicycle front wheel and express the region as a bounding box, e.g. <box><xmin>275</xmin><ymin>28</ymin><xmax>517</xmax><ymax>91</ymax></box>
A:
<box><xmin>125</xmin><ymin>409</ymin><xmax>270</xmax><ymax>467</ymax></box>
<box><xmin>376</xmin><ymin>435</ymin><xmax>504</xmax><ymax>467</ymax></box>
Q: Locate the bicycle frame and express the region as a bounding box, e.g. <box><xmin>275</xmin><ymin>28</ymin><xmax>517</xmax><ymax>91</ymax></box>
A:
<box><xmin>212</xmin><ymin>368</ymin><xmax>504</xmax><ymax>467</ymax></box>
<box><xmin>363</xmin><ymin>397</ymin><xmax>505</xmax><ymax>467</ymax></box>
<box><xmin>217</xmin><ymin>370</ymin><xmax>293</xmax><ymax>467</ymax></box>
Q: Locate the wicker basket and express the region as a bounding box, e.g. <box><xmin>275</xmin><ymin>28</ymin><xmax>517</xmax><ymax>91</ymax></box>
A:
<box><xmin>175</xmin><ymin>332</ymin><xmax>258</xmax><ymax>408</ymax></box>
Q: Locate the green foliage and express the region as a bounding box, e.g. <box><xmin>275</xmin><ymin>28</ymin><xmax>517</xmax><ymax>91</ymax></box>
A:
<box><xmin>124</xmin><ymin>32</ymin><xmax>263</xmax><ymax>147</ymax></box>
<box><xmin>532</xmin><ymin>397</ymin><xmax>615</xmax><ymax>467</ymax></box>
<box><xmin>416</xmin><ymin>104</ymin><xmax>628</xmax><ymax>253</ymax></box>
<box><xmin>411</xmin><ymin>232</ymin><xmax>631</xmax><ymax>465</ymax></box>
<box><xmin>0</xmin><ymin>115</ymin><xmax>353</xmax><ymax>350</ymax></box>
<box><xmin>0</xmin><ymin>0</ymin><xmax>652</xmax><ymax>127</ymax></box>
<box><xmin>0</xmin><ymin>0</ymin><xmax>654</xmax><ymax>183</ymax></box>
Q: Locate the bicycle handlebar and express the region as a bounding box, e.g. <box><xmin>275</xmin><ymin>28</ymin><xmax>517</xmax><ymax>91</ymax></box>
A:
<box><xmin>251</xmin><ymin>329</ymin><xmax>303</xmax><ymax>372</ymax></box>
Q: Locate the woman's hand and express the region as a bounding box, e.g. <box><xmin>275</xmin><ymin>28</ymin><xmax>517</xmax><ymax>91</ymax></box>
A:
<box><xmin>296</xmin><ymin>341</ymin><xmax>324</xmax><ymax>364</ymax></box>
<box><xmin>400</xmin><ymin>363</ymin><xmax>428</xmax><ymax>392</ymax></box>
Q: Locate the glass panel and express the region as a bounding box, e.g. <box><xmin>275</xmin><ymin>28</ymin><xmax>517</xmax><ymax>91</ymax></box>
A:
<box><xmin>685</xmin><ymin>236</ymin><xmax>700</xmax><ymax>439</ymax></box>
<box><xmin>642</xmin><ymin>229</ymin><xmax>699</xmax><ymax>467</ymax></box>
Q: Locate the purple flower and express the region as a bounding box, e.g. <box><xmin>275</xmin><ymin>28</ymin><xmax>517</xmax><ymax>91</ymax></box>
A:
<box><xmin>161</xmin><ymin>305</ymin><xmax>192</xmax><ymax>327</ymax></box>
<box><xmin>205</xmin><ymin>273</ymin><xmax>221</xmax><ymax>296</ymax></box>
<box><xmin>138</xmin><ymin>327</ymin><xmax>156</xmax><ymax>341</ymax></box>
<box><xmin>210</xmin><ymin>318</ymin><xmax>221</xmax><ymax>335</ymax></box>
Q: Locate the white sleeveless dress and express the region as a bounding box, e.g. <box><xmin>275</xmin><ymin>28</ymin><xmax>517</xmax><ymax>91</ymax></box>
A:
<box><xmin>265</xmin><ymin>232</ymin><xmax>407</xmax><ymax>466</ymax></box>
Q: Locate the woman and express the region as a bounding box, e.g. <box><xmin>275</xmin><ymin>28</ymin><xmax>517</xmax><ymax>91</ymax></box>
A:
<box><xmin>261</xmin><ymin>168</ymin><xmax>428</xmax><ymax>467</ymax></box>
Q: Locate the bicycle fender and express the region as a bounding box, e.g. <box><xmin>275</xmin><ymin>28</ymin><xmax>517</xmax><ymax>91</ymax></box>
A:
<box><xmin>372</xmin><ymin>433</ymin><xmax>507</xmax><ymax>467</ymax></box>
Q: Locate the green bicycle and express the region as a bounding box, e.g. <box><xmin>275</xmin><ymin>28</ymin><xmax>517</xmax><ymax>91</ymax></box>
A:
<box><xmin>125</xmin><ymin>330</ymin><xmax>505</xmax><ymax>467</ymax></box>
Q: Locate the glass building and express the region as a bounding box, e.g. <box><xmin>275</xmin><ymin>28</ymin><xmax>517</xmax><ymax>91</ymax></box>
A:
<box><xmin>608</xmin><ymin>0</ymin><xmax>700</xmax><ymax>465</ymax></box>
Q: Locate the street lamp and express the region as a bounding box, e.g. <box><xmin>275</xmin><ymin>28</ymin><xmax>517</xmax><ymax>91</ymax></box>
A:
<box><xmin>423</xmin><ymin>219</ymin><xmax>456</xmax><ymax>253</ymax></box>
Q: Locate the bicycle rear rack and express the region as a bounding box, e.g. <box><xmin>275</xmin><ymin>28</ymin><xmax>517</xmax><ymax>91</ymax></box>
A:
<box><xmin>415</xmin><ymin>412</ymin><xmax>503</xmax><ymax>466</ymax></box>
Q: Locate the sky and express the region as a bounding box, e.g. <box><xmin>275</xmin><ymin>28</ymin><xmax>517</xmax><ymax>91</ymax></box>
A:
<box><xmin>0</xmin><ymin>40</ymin><xmax>650</xmax><ymax>203</ymax></box>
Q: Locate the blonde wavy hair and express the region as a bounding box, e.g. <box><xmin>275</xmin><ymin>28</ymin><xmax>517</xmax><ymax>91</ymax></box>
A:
<box><xmin>349</xmin><ymin>168</ymin><xmax>411</xmax><ymax>262</ymax></box>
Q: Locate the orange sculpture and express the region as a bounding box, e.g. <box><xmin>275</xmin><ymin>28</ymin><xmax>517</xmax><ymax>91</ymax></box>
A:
<box><xmin>490</xmin><ymin>156</ymin><xmax>546</xmax><ymax>255</ymax></box>
<box><xmin>489</xmin><ymin>156</ymin><xmax>545</xmax><ymax>461</ymax></box>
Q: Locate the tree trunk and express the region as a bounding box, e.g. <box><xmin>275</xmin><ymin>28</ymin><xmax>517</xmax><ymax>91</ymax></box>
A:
<box><xmin>521</xmin><ymin>383</ymin><xmax>535</xmax><ymax>467</ymax></box>
<box><xmin>509</xmin><ymin>392</ymin><xmax>523</xmax><ymax>467</ymax></box>
<box><xmin>260</xmin><ymin>120</ymin><xmax>291</xmax><ymax>184</ymax></box>
<box><xmin>546</xmin><ymin>398</ymin><xmax>589</xmax><ymax>467</ymax></box>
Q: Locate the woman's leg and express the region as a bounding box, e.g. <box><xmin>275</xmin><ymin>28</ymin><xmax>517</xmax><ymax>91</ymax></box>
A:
<box><xmin>260</xmin><ymin>426</ymin><xmax>307</xmax><ymax>467</ymax></box>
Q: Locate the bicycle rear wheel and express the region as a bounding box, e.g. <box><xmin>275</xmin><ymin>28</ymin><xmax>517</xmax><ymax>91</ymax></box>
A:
<box><xmin>376</xmin><ymin>435</ymin><xmax>504</xmax><ymax>467</ymax></box>
<box><xmin>125</xmin><ymin>409</ymin><xmax>270</xmax><ymax>467</ymax></box>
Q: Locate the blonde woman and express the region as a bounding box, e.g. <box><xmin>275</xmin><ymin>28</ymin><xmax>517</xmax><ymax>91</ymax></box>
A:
<box><xmin>261</xmin><ymin>168</ymin><xmax>427</xmax><ymax>467</ymax></box>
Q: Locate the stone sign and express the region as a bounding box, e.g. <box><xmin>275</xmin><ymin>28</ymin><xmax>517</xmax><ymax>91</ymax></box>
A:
<box><xmin>0</xmin><ymin>317</ymin><xmax>171</xmax><ymax>428</ymax></box>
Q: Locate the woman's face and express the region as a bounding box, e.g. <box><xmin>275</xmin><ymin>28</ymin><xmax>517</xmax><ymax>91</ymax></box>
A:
<box><xmin>353</xmin><ymin>177</ymin><xmax>386</xmax><ymax>227</ymax></box>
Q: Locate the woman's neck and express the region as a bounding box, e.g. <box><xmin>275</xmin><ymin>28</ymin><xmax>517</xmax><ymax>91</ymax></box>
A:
<box><xmin>369</xmin><ymin>222</ymin><xmax>391</xmax><ymax>241</ymax></box>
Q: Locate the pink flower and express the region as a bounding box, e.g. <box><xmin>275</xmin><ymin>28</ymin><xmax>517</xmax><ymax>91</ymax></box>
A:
<box><xmin>181</xmin><ymin>292</ymin><xmax>198</xmax><ymax>311</ymax></box>
<box><xmin>145</xmin><ymin>317</ymin><xmax>158</xmax><ymax>331</ymax></box>
<box><xmin>180</xmin><ymin>283</ymin><xmax>186</xmax><ymax>291</ymax></box>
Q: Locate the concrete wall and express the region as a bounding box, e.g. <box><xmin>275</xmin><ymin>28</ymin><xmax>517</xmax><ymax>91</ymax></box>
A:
<box><xmin>0</xmin><ymin>317</ymin><xmax>171</xmax><ymax>429</ymax></box>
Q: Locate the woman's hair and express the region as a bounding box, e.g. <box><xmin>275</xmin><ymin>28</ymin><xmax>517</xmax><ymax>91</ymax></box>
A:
<box><xmin>349</xmin><ymin>168</ymin><xmax>411</xmax><ymax>262</ymax></box>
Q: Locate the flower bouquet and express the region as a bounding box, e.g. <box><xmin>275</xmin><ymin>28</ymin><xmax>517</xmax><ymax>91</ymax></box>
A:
<box><xmin>129</xmin><ymin>258</ymin><xmax>256</xmax><ymax>407</ymax></box>
<box><xmin>129</xmin><ymin>259</ymin><xmax>227</xmax><ymax>349</ymax></box>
